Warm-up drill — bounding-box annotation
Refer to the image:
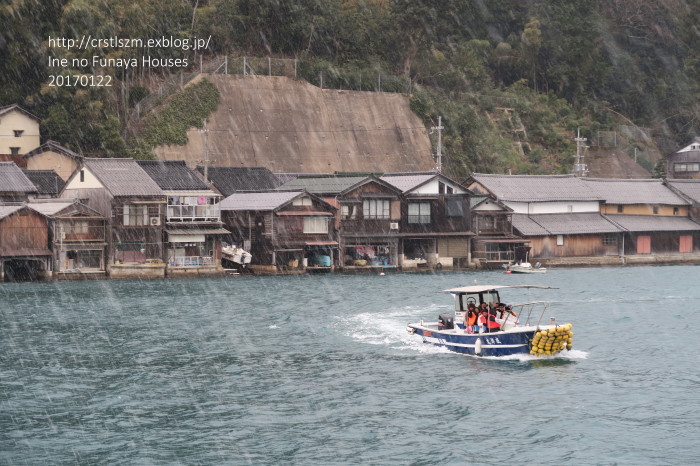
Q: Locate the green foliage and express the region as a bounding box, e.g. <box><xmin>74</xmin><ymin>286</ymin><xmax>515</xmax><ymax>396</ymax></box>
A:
<box><xmin>652</xmin><ymin>159</ymin><xmax>667</xmax><ymax>179</ymax></box>
<box><xmin>132</xmin><ymin>79</ymin><xmax>219</xmax><ymax>158</ymax></box>
<box><xmin>4</xmin><ymin>0</ymin><xmax>700</xmax><ymax>173</ymax></box>
<box><xmin>128</xmin><ymin>86</ymin><xmax>151</xmax><ymax>107</ymax></box>
<box><xmin>39</xmin><ymin>75</ymin><xmax>127</xmax><ymax>157</ymax></box>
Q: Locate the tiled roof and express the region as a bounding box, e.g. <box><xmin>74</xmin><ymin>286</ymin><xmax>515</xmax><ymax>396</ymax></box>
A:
<box><xmin>666</xmin><ymin>180</ymin><xmax>700</xmax><ymax>204</ymax></box>
<box><xmin>277</xmin><ymin>176</ymin><xmax>368</xmax><ymax>194</ymax></box>
<box><xmin>583</xmin><ymin>178</ymin><xmax>689</xmax><ymax>205</ymax></box>
<box><xmin>138</xmin><ymin>160</ymin><xmax>210</xmax><ymax>191</ymax></box>
<box><xmin>27</xmin><ymin>200</ymin><xmax>75</xmax><ymax>216</ymax></box>
<box><xmin>470</xmin><ymin>174</ymin><xmax>601</xmax><ymax>202</ymax></box>
<box><xmin>83</xmin><ymin>158</ymin><xmax>163</xmax><ymax>197</ymax></box>
<box><xmin>513</xmin><ymin>213</ymin><xmax>622</xmax><ymax>236</ymax></box>
<box><xmin>0</xmin><ymin>162</ymin><xmax>38</xmax><ymax>193</ymax></box>
<box><xmin>197</xmin><ymin>166</ymin><xmax>281</xmax><ymax>197</ymax></box>
<box><xmin>380</xmin><ymin>174</ymin><xmax>436</xmax><ymax>193</ymax></box>
<box><xmin>511</xmin><ymin>214</ymin><xmax>550</xmax><ymax>236</ymax></box>
<box><xmin>220</xmin><ymin>191</ymin><xmax>302</xmax><ymax>211</ymax></box>
<box><xmin>606</xmin><ymin>214</ymin><xmax>700</xmax><ymax>232</ymax></box>
<box><xmin>0</xmin><ymin>205</ymin><xmax>24</xmax><ymax>220</ymax></box>
<box><xmin>23</xmin><ymin>140</ymin><xmax>83</xmax><ymax>160</ymax></box>
<box><xmin>23</xmin><ymin>170</ymin><xmax>65</xmax><ymax>195</ymax></box>
<box><xmin>0</xmin><ymin>104</ymin><xmax>40</xmax><ymax>121</ymax></box>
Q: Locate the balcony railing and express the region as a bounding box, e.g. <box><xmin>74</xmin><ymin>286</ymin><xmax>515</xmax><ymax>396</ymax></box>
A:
<box><xmin>167</xmin><ymin>205</ymin><xmax>220</xmax><ymax>222</ymax></box>
<box><xmin>473</xmin><ymin>250</ymin><xmax>515</xmax><ymax>262</ymax></box>
<box><xmin>168</xmin><ymin>256</ymin><xmax>215</xmax><ymax>267</ymax></box>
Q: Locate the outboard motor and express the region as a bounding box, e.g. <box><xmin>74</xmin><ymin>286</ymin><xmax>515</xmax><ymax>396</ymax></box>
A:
<box><xmin>438</xmin><ymin>313</ymin><xmax>454</xmax><ymax>330</ymax></box>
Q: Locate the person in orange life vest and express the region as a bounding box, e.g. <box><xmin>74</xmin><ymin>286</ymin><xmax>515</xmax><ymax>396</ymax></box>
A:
<box><xmin>465</xmin><ymin>302</ymin><xmax>478</xmax><ymax>333</ymax></box>
<box><xmin>485</xmin><ymin>307</ymin><xmax>502</xmax><ymax>333</ymax></box>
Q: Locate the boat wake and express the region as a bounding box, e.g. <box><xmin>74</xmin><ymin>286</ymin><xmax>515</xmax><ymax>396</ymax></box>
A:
<box><xmin>344</xmin><ymin>304</ymin><xmax>451</xmax><ymax>354</ymax></box>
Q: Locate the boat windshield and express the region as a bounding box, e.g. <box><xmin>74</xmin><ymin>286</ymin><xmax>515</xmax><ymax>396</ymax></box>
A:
<box><xmin>482</xmin><ymin>291</ymin><xmax>499</xmax><ymax>305</ymax></box>
<box><xmin>454</xmin><ymin>291</ymin><xmax>501</xmax><ymax>311</ymax></box>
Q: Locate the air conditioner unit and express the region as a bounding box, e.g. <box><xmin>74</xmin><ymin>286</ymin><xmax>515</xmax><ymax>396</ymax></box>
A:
<box><xmin>390</xmin><ymin>222</ymin><xmax>399</xmax><ymax>230</ymax></box>
<box><xmin>150</xmin><ymin>217</ymin><xmax>161</xmax><ymax>226</ymax></box>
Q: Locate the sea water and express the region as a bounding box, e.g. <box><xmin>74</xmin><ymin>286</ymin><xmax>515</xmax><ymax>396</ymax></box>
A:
<box><xmin>1</xmin><ymin>265</ymin><xmax>700</xmax><ymax>464</ymax></box>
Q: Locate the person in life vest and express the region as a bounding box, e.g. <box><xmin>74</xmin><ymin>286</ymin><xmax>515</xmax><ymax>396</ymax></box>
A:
<box><xmin>477</xmin><ymin>302</ymin><xmax>489</xmax><ymax>333</ymax></box>
<box><xmin>495</xmin><ymin>302</ymin><xmax>518</xmax><ymax>323</ymax></box>
<box><xmin>485</xmin><ymin>306</ymin><xmax>502</xmax><ymax>333</ymax></box>
<box><xmin>465</xmin><ymin>302</ymin><xmax>478</xmax><ymax>333</ymax></box>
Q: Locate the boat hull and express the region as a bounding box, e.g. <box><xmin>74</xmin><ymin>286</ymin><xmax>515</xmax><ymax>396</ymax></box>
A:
<box><xmin>508</xmin><ymin>267</ymin><xmax>546</xmax><ymax>274</ymax></box>
<box><xmin>407</xmin><ymin>325</ymin><xmax>536</xmax><ymax>356</ymax></box>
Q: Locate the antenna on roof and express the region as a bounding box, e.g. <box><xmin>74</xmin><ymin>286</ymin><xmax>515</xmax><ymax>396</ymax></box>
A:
<box><xmin>572</xmin><ymin>129</ymin><xmax>589</xmax><ymax>177</ymax></box>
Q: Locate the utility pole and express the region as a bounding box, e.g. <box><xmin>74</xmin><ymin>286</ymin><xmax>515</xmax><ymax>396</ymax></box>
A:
<box><xmin>572</xmin><ymin>129</ymin><xmax>589</xmax><ymax>177</ymax></box>
<box><xmin>200</xmin><ymin>120</ymin><xmax>209</xmax><ymax>183</ymax></box>
<box><xmin>430</xmin><ymin>116</ymin><xmax>444</xmax><ymax>173</ymax></box>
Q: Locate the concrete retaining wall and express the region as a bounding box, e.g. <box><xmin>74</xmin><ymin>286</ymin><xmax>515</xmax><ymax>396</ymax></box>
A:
<box><xmin>155</xmin><ymin>75</ymin><xmax>434</xmax><ymax>174</ymax></box>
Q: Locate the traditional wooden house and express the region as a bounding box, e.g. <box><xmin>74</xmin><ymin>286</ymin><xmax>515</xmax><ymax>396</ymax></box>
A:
<box><xmin>583</xmin><ymin>178</ymin><xmax>700</xmax><ymax>255</ymax></box>
<box><xmin>666</xmin><ymin>137</ymin><xmax>700</xmax><ymax>180</ymax></box>
<box><xmin>60</xmin><ymin>158</ymin><xmax>166</xmax><ymax>278</ymax></box>
<box><xmin>510</xmin><ymin>212</ymin><xmax>624</xmax><ymax>257</ymax></box>
<box><xmin>278</xmin><ymin>175</ymin><xmax>403</xmax><ymax>270</ymax></box>
<box><xmin>196</xmin><ymin>166</ymin><xmax>281</xmax><ymax>197</ymax></box>
<box><xmin>139</xmin><ymin>160</ymin><xmax>228</xmax><ymax>276</ymax></box>
<box><xmin>469</xmin><ymin>195</ymin><xmax>529</xmax><ymax>266</ymax></box>
<box><xmin>23</xmin><ymin>140</ymin><xmax>84</xmax><ymax>181</ymax></box>
<box><xmin>666</xmin><ymin>179</ymin><xmax>700</xmax><ymax>222</ymax></box>
<box><xmin>0</xmin><ymin>162</ymin><xmax>38</xmax><ymax>203</ymax></box>
<box><xmin>467</xmin><ymin>174</ymin><xmax>626</xmax><ymax>258</ymax></box>
<box><xmin>381</xmin><ymin>172</ymin><xmax>472</xmax><ymax>269</ymax></box>
<box><xmin>23</xmin><ymin>169</ymin><xmax>65</xmax><ymax>199</ymax></box>
<box><xmin>0</xmin><ymin>205</ymin><xmax>51</xmax><ymax>281</ymax></box>
<box><xmin>28</xmin><ymin>200</ymin><xmax>108</xmax><ymax>278</ymax></box>
<box><xmin>220</xmin><ymin>190</ymin><xmax>337</xmax><ymax>272</ymax></box>
<box><xmin>0</xmin><ymin>104</ymin><xmax>40</xmax><ymax>156</ymax></box>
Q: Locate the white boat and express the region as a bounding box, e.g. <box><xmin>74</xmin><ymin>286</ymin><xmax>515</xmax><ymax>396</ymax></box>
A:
<box><xmin>221</xmin><ymin>244</ymin><xmax>252</xmax><ymax>268</ymax></box>
<box><xmin>505</xmin><ymin>261</ymin><xmax>547</xmax><ymax>274</ymax></box>
<box><xmin>406</xmin><ymin>285</ymin><xmax>573</xmax><ymax>357</ymax></box>
<box><xmin>504</xmin><ymin>246</ymin><xmax>547</xmax><ymax>273</ymax></box>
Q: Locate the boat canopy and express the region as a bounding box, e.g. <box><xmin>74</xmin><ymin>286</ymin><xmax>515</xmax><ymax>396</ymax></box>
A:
<box><xmin>441</xmin><ymin>285</ymin><xmax>558</xmax><ymax>294</ymax></box>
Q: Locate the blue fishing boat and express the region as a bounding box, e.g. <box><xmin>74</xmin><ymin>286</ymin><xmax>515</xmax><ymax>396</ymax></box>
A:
<box><xmin>406</xmin><ymin>285</ymin><xmax>573</xmax><ymax>357</ymax></box>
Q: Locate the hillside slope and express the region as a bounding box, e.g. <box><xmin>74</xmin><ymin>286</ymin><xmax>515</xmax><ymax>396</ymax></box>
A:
<box><xmin>154</xmin><ymin>74</ymin><xmax>434</xmax><ymax>173</ymax></box>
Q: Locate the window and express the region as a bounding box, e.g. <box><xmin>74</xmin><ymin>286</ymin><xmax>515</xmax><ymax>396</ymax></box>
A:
<box><xmin>363</xmin><ymin>199</ymin><xmax>390</xmax><ymax>219</ymax></box>
<box><xmin>79</xmin><ymin>169</ymin><xmax>85</xmax><ymax>182</ymax></box>
<box><xmin>303</xmin><ymin>216</ymin><xmax>329</xmax><ymax>233</ymax></box>
<box><xmin>408</xmin><ymin>202</ymin><xmax>431</xmax><ymax>224</ymax></box>
<box><xmin>617</xmin><ymin>205</ymin><xmax>624</xmax><ymax>213</ymax></box>
<box><xmin>64</xmin><ymin>221</ymin><xmax>88</xmax><ymax>235</ymax></box>
<box><xmin>652</xmin><ymin>206</ymin><xmax>659</xmax><ymax>214</ymax></box>
<box><xmin>10</xmin><ymin>147</ymin><xmax>20</xmax><ymax>155</ymax></box>
<box><xmin>340</xmin><ymin>204</ymin><xmax>357</xmax><ymax>220</ymax></box>
<box><xmin>439</xmin><ymin>182</ymin><xmax>446</xmax><ymax>194</ymax></box>
<box><xmin>123</xmin><ymin>204</ymin><xmax>149</xmax><ymax>226</ymax></box>
<box><xmin>446</xmin><ymin>197</ymin><xmax>463</xmax><ymax>217</ymax></box>
<box><xmin>13</xmin><ymin>130</ymin><xmax>23</xmax><ymax>137</ymax></box>
<box><xmin>675</xmin><ymin>163</ymin><xmax>700</xmax><ymax>172</ymax></box>
<box><xmin>673</xmin><ymin>207</ymin><xmax>679</xmax><ymax>216</ymax></box>
<box><xmin>293</xmin><ymin>196</ymin><xmax>312</xmax><ymax>206</ymax></box>
<box><xmin>603</xmin><ymin>234</ymin><xmax>617</xmax><ymax>246</ymax></box>
<box><xmin>556</xmin><ymin>235</ymin><xmax>564</xmax><ymax>246</ymax></box>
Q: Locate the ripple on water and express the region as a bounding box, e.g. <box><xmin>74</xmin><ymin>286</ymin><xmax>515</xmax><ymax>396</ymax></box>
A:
<box><xmin>2</xmin><ymin>266</ymin><xmax>700</xmax><ymax>464</ymax></box>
